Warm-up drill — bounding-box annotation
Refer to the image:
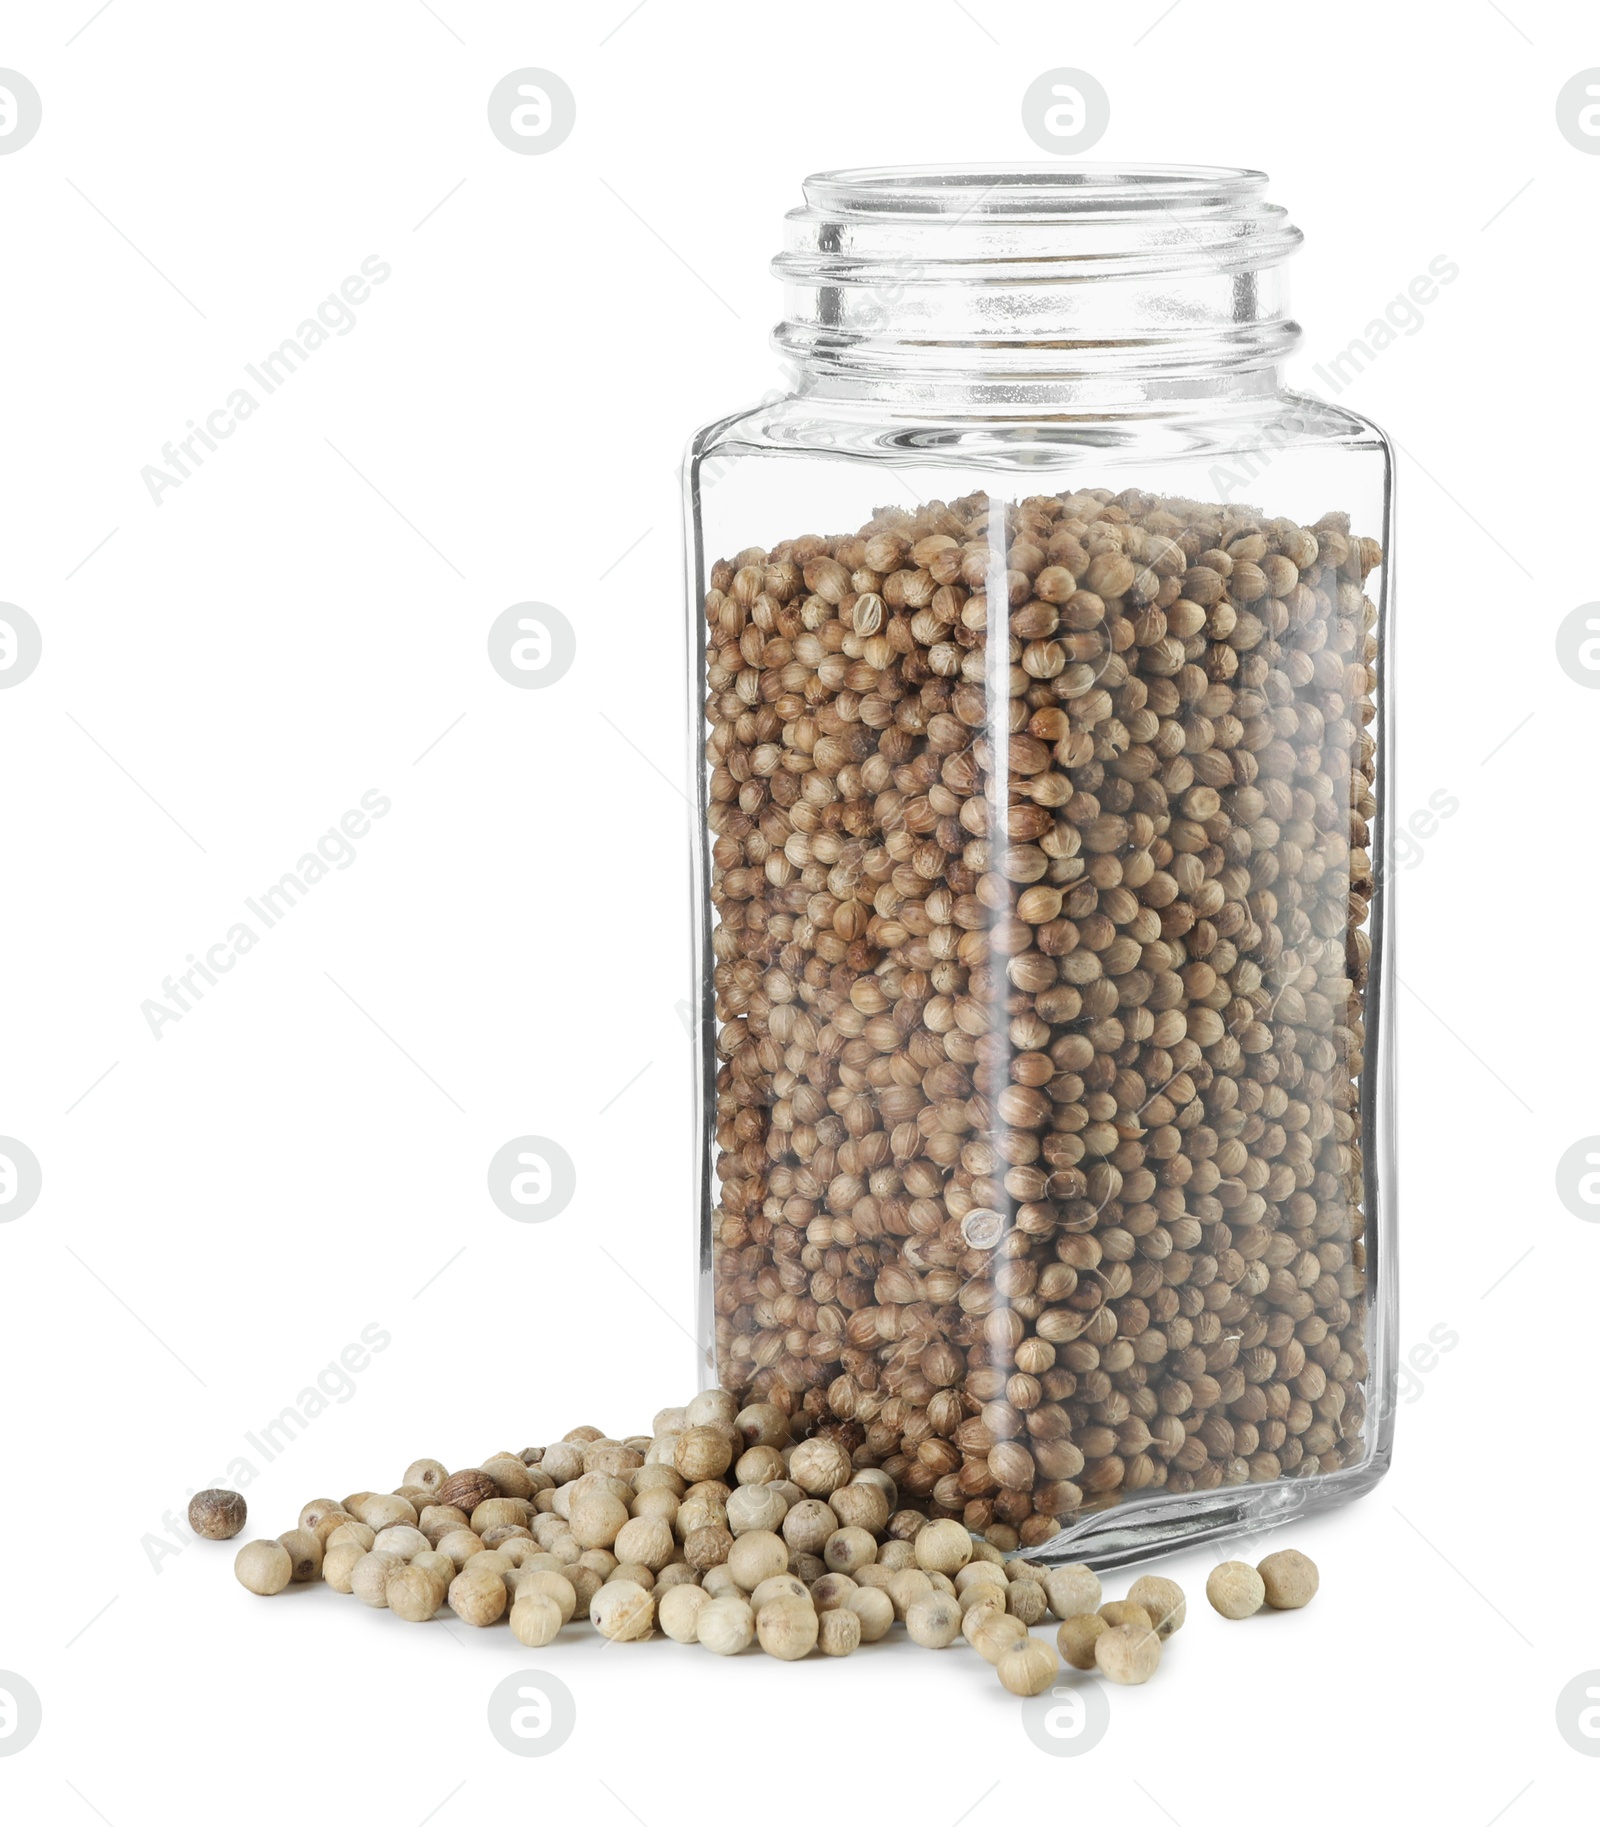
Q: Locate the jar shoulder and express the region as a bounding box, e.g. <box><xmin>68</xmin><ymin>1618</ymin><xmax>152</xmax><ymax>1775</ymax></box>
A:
<box><xmin>688</xmin><ymin>388</ymin><xmax>1392</xmax><ymax>473</ymax></box>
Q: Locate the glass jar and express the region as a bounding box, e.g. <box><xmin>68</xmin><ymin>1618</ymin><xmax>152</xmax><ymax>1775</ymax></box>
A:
<box><xmin>685</xmin><ymin>165</ymin><xmax>1394</xmax><ymax>1568</ymax></box>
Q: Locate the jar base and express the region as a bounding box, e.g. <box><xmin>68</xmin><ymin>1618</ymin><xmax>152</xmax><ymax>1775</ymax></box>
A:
<box><xmin>1016</xmin><ymin>1452</ymin><xmax>1390</xmax><ymax>1574</ymax></box>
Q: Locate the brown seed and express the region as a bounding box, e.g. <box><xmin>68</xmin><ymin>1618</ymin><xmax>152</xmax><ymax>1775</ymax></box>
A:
<box><xmin>1057</xmin><ymin>1612</ymin><xmax>1108</xmax><ymax>1670</ymax></box>
<box><xmin>436</xmin><ymin>1470</ymin><xmax>497</xmax><ymax>1513</ymax></box>
<box><xmin>189</xmin><ymin>1490</ymin><xmax>247</xmax><ymax>1541</ymax></box>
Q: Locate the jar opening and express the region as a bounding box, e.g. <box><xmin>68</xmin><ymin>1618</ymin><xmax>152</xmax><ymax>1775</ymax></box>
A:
<box><xmin>773</xmin><ymin>162</ymin><xmax>1303</xmax><ymax>407</ymax></box>
<box><xmin>800</xmin><ymin>162</ymin><xmax>1273</xmax><ymax>220</ymax></box>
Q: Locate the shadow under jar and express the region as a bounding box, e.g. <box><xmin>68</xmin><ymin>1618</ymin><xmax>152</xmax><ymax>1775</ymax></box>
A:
<box><xmin>685</xmin><ymin>165</ymin><xmax>1395</xmax><ymax>1569</ymax></box>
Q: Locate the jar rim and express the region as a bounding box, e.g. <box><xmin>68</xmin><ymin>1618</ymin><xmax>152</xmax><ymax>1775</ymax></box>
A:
<box><xmin>799</xmin><ymin>163</ymin><xmax>1271</xmax><ymax>220</ymax></box>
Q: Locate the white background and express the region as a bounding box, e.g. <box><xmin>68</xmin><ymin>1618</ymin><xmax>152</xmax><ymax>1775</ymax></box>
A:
<box><xmin>2</xmin><ymin>0</ymin><xmax>1596</xmax><ymax>1819</ymax></box>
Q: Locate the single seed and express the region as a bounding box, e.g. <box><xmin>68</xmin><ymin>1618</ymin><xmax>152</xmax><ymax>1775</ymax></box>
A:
<box><xmin>696</xmin><ymin>1595</ymin><xmax>755</xmax><ymax>1655</ymax></box>
<box><xmin>998</xmin><ymin>1638</ymin><xmax>1061</xmax><ymax>1697</ymax></box>
<box><xmin>817</xmin><ymin>1607</ymin><xmax>862</xmax><ymax>1657</ymax></box>
<box><xmin>913</xmin><ymin>1519</ymin><xmax>972</xmax><ymax>1576</ymax></box>
<box><xmin>1043</xmin><ymin>1564</ymin><xmax>1102</xmax><ymax>1620</ymax></box>
<box><xmin>845</xmin><ymin>1586</ymin><xmax>895</xmax><ymax>1643</ymax></box>
<box><xmin>757</xmin><ymin>1597</ymin><xmax>819</xmax><ymax>1660</ymax></box>
<box><xmin>906</xmin><ymin>1591</ymin><xmax>963</xmax><ymax>1648</ymax></box>
<box><xmin>1096</xmin><ymin>1622</ymin><xmax>1163</xmax><ymax>1685</ymax></box>
<box><xmin>1127</xmin><ymin>1574</ymin><xmax>1186</xmax><ymax>1639</ymax></box>
<box><xmin>234</xmin><ymin>1539</ymin><xmax>292</xmax><ymax>1596</ymax></box>
<box><xmin>510</xmin><ymin>1593</ymin><xmax>564</xmax><ymax>1647</ymax></box>
<box><xmin>189</xmin><ymin>1490</ymin><xmax>247</xmax><ymax>1541</ymax></box>
<box><xmin>387</xmin><ymin>1562</ymin><xmax>447</xmax><ymax>1622</ymax></box>
<box><xmin>658</xmin><ymin>1583</ymin><xmax>710</xmax><ymax>1643</ymax></box>
<box><xmin>1257</xmin><ymin>1548</ymin><xmax>1319</xmax><ymax>1609</ymax></box>
<box><xmin>1207</xmin><ymin>1561</ymin><xmax>1266</xmax><ymax>1620</ymax></box>
<box><xmin>1057</xmin><ymin>1612</ymin><xmax>1108</xmax><ymax>1670</ymax></box>
<box><xmin>590</xmin><ymin>1579</ymin><xmax>655</xmax><ymax>1641</ymax></box>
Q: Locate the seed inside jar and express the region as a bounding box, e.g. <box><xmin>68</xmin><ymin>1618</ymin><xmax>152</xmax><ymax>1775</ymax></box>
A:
<box><xmin>702</xmin><ymin>486</ymin><xmax>1380</xmax><ymax>1548</ymax></box>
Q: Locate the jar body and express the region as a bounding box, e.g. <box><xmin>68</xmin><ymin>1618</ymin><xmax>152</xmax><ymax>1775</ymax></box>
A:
<box><xmin>687</xmin><ymin>213</ymin><xmax>1394</xmax><ymax>1568</ymax></box>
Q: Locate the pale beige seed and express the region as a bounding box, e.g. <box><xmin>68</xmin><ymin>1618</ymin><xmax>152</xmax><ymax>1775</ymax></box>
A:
<box><xmin>696</xmin><ymin>1595</ymin><xmax>755</xmax><ymax>1655</ymax></box>
<box><xmin>685</xmin><ymin>1388</ymin><xmax>738</xmax><ymax>1428</ymax></box>
<box><xmin>404</xmin><ymin>1458</ymin><xmax>448</xmax><ymax>1493</ymax></box>
<box><xmin>590</xmin><ymin>1579</ymin><xmax>654</xmax><ymax>1641</ymax></box>
<box><xmin>735</xmin><ymin>1402</ymin><xmax>791</xmax><ymax>1449</ymax></box>
<box><xmin>960</xmin><ymin>1583</ymin><xmax>1007</xmax><ymax>1622</ymax></box>
<box><xmin>658</xmin><ymin>1583</ymin><xmax>710</xmax><ymax>1643</ymax></box>
<box><xmin>296</xmin><ymin>1498</ymin><xmax>341</xmax><ymax>1535</ymax></box>
<box><xmin>413</xmin><ymin>1550</ymin><xmax>456</xmax><ymax>1591</ymax></box>
<box><xmin>276</xmin><ymin>1529</ymin><xmax>322</xmax><ymax>1583</ymax></box>
<box><xmin>998</xmin><ymin>1638</ymin><xmax>1061</xmax><ymax>1697</ymax></box>
<box><xmin>1258</xmin><ymin>1549</ymin><xmax>1319</xmax><ymax>1609</ymax></box>
<box><xmin>1207</xmin><ymin>1561</ymin><xmax>1266</xmax><ymax>1620</ymax></box>
<box><xmin>234</xmin><ymin>1539</ymin><xmax>292</xmax><ymax>1596</ymax></box>
<box><xmin>906</xmin><ymin>1591</ymin><xmax>962</xmax><ymax>1649</ymax></box>
<box><xmin>510</xmin><ymin>1593</ymin><xmax>563</xmax><ymax>1648</ymax></box>
<box><xmin>517</xmin><ymin>1570</ymin><xmax>577</xmax><ymax>1622</ymax></box>
<box><xmin>326</xmin><ymin>1520</ymin><xmax>377</xmax><ymax>1555</ymax></box>
<box><xmin>372</xmin><ymin>1525</ymin><xmax>428</xmax><ymax>1561</ymax></box>
<box><xmin>973</xmin><ymin>1614</ymin><xmax>1030</xmax><ymax>1664</ymax></box>
<box><xmin>1096</xmin><ymin>1623</ymin><xmax>1162</xmax><ymax>1685</ymax></box>
<box><xmin>350</xmin><ymin>1550</ymin><xmax>404</xmax><ymax>1608</ymax></box>
<box><xmin>348</xmin><ymin>1494</ymin><xmax>416</xmax><ymax>1531</ymax></box>
<box><xmin>726</xmin><ymin>1485</ymin><xmax>788</xmax><ymax>1536</ymax></box>
<box><xmin>914</xmin><ymin>1519</ymin><xmax>973</xmax><ymax>1576</ymax></box>
<box><xmin>386</xmin><ymin>1562</ymin><xmax>447</xmax><ymax>1622</ymax></box>
<box><xmin>1128</xmin><ymin>1574</ymin><xmax>1186</xmax><ymax>1639</ymax></box>
<box><xmin>1043</xmin><ymin>1564</ymin><xmax>1101</xmax><ymax>1620</ymax></box>
<box><xmin>728</xmin><ymin>1530</ymin><xmax>789</xmax><ymax>1592</ymax></box>
<box><xmin>823</xmin><ymin>1527</ymin><xmax>878</xmax><ymax>1575</ymax></box>
<box><xmin>701</xmin><ymin>1564</ymin><xmax>741</xmax><ymax>1600</ymax></box>
<box><xmin>811</xmin><ymin>1573</ymin><xmax>858</xmax><ymax>1611</ymax></box>
<box><xmin>750</xmin><ymin>1573</ymin><xmax>810</xmax><ymax>1612</ymax></box>
<box><xmin>449</xmin><ymin>1563</ymin><xmax>509</xmax><ymax>1627</ymax></box>
<box><xmin>757</xmin><ymin>1598</ymin><xmax>819</xmax><ymax>1661</ymax></box>
<box><xmin>323</xmin><ymin>1541</ymin><xmax>366</xmax><ymax>1593</ymax></box>
<box><xmin>1058</xmin><ymin>1612</ymin><xmax>1108</xmax><ymax>1670</ymax></box>
<box><xmin>817</xmin><ymin>1608</ymin><xmax>862</xmax><ymax>1657</ymax></box>
<box><xmin>612</xmin><ymin>1515</ymin><xmax>674</xmax><ymax>1571</ymax></box>
<box><xmin>888</xmin><ymin>1568</ymin><xmax>934</xmax><ymax>1620</ymax></box>
<box><xmin>788</xmin><ymin>1436</ymin><xmax>852</xmax><ymax>1497</ymax></box>
<box><xmin>781</xmin><ymin>1499</ymin><xmax>837</xmax><ymax>1555</ymax></box>
<box><xmin>435</xmin><ymin>1529</ymin><xmax>485</xmax><ymax>1571</ymax></box>
<box><xmin>845</xmin><ymin>1586</ymin><xmax>895</xmax><ymax>1643</ymax></box>
<box><xmin>1099</xmin><ymin>1600</ymin><xmax>1153</xmax><ymax>1630</ymax></box>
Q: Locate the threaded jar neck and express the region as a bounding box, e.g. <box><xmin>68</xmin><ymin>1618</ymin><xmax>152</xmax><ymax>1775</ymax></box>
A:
<box><xmin>772</xmin><ymin>164</ymin><xmax>1304</xmax><ymax>410</ymax></box>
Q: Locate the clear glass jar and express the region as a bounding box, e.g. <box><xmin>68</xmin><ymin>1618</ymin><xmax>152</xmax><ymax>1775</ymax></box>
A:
<box><xmin>685</xmin><ymin>165</ymin><xmax>1394</xmax><ymax>1568</ymax></box>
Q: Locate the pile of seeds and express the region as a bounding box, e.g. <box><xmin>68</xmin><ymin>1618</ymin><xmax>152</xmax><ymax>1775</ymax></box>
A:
<box><xmin>222</xmin><ymin>1390</ymin><xmax>1319</xmax><ymax>1680</ymax></box>
<box><xmin>701</xmin><ymin>485</ymin><xmax>1381</xmax><ymax>1548</ymax></box>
